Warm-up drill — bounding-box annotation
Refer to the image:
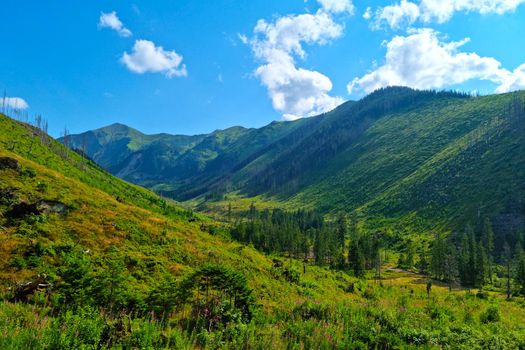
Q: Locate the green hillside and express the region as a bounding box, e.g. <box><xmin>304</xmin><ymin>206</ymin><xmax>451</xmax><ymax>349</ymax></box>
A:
<box><xmin>67</xmin><ymin>88</ymin><xmax>525</xmax><ymax>239</ymax></box>
<box><xmin>64</xmin><ymin>119</ymin><xmax>316</xmax><ymax>198</ymax></box>
<box><xmin>0</xmin><ymin>113</ymin><xmax>359</xmax><ymax>348</ymax></box>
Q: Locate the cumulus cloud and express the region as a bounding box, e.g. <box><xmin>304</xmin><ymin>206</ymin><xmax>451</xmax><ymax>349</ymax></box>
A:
<box><xmin>317</xmin><ymin>0</ymin><xmax>354</xmax><ymax>14</ymax></box>
<box><xmin>496</xmin><ymin>64</ymin><xmax>525</xmax><ymax>93</ymax></box>
<box><xmin>255</xmin><ymin>51</ymin><xmax>343</xmax><ymax>120</ymax></box>
<box><xmin>246</xmin><ymin>3</ymin><xmax>351</xmax><ymax>120</ymax></box>
<box><xmin>121</xmin><ymin>39</ymin><xmax>187</xmax><ymax>78</ymax></box>
<box><xmin>99</xmin><ymin>11</ymin><xmax>132</xmax><ymax>37</ymax></box>
<box><xmin>368</xmin><ymin>0</ymin><xmax>525</xmax><ymax>29</ymax></box>
<box><xmin>0</xmin><ymin>97</ymin><xmax>29</xmax><ymax>110</ymax></box>
<box><xmin>370</xmin><ymin>0</ymin><xmax>420</xmax><ymax>29</ymax></box>
<box><xmin>347</xmin><ymin>29</ymin><xmax>512</xmax><ymax>94</ymax></box>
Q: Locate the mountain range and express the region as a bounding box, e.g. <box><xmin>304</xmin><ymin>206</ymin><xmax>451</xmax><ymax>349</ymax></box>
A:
<box><xmin>63</xmin><ymin>87</ymin><xmax>525</xmax><ymax>235</ymax></box>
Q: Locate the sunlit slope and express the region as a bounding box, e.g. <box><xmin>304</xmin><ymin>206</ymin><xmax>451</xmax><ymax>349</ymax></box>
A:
<box><xmin>285</xmin><ymin>91</ymin><xmax>525</xmax><ymax>233</ymax></box>
<box><xmin>0</xmin><ymin>113</ymin><xmax>354</xmax><ymax>308</ymax></box>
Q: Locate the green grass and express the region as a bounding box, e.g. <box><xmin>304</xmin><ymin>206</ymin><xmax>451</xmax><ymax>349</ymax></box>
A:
<box><xmin>2</xmin><ymin>268</ymin><xmax>525</xmax><ymax>349</ymax></box>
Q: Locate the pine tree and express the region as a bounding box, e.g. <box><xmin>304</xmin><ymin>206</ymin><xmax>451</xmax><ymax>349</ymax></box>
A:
<box><xmin>481</xmin><ymin>218</ymin><xmax>495</xmax><ymax>283</ymax></box>
<box><xmin>430</xmin><ymin>236</ymin><xmax>447</xmax><ymax>280</ymax></box>
<box><xmin>515</xmin><ymin>244</ymin><xmax>525</xmax><ymax>296</ymax></box>
<box><xmin>417</xmin><ymin>247</ymin><xmax>429</xmax><ymax>274</ymax></box>
<box><xmin>504</xmin><ymin>242</ymin><xmax>512</xmax><ymax>300</ymax></box>
<box><xmin>314</xmin><ymin>230</ymin><xmax>326</xmax><ymax>265</ymax></box>
<box><xmin>458</xmin><ymin>228</ymin><xmax>477</xmax><ymax>289</ymax></box>
<box><xmin>336</xmin><ymin>212</ymin><xmax>347</xmax><ymax>251</ymax></box>
<box><xmin>475</xmin><ymin>242</ymin><xmax>488</xmax><ymax>287</ymax></box>
<box><xmin>444</xmin><ymin>245</ymin><xmax>458</xmax><ymax>292</ymax></box>
<box><xmin>349</xmin><ymin>237</ymin><xmax>365</xmax><ymax>278</ymax></box>
<box><xmin>227</xmin><ymin>202</ymin><xmax>232</xmax><ymax>222</ymax></box>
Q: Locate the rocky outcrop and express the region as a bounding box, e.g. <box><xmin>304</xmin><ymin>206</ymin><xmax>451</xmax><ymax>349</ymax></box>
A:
<box><xmin>10</xmin><ymin>274</ymin><xmax>52</xmax><ymax>302</ymax></box>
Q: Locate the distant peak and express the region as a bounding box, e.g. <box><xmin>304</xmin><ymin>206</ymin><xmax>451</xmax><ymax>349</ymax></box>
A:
<box><xmin>93</xmin><ymin>122</ymin><xmax>143</xmax><ymax>135</ymax></box>
<box><xmin>99</xmin><ymin>122</ymin><xmax>132</xmax><ymax>130</ymax></box>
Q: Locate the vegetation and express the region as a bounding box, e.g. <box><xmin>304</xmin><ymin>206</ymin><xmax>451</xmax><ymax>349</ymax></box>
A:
<box><xmin>67</xmin><ymin>88</ymin><xmax>525</xmax><ymax>244</ymax></box>
<box><xmin>3</xmin><ymin>86</ymin><xmax>525</xmax><ymax>349</ymax></box>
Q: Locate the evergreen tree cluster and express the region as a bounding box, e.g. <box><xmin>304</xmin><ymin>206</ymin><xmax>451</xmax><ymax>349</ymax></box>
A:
<box><xmin>231</xmin><ymin>206</ymin><xmax>382</xmax><ymax>276</ymax></box>
<box><xmin>429</xmin><ymin>217</ymin><xmax>525</xmax><ymax>295</ymax></box>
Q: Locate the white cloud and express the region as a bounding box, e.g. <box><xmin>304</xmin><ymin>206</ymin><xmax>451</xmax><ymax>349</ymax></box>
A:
<box><xmin>419</xmin><ymin>0</ymin><xmax>525</xmax><ymax>22</ymax></box>
<box><xmin>121</xmin><ymin>39</ymin><xmax>187</xmax><ymax>78</ymax></box>
<box><xmin>255</xmin><ymin>52</ymin><xmax>343</xmax><ymax>120</ymax></box>
<box><xmin>317</xmin><ymin>0</ymin><xmax>354</xmax><ymax>14</ymax></box>
<box><xmin>363</xmin><ymin>7</ymin><xmax>373</xmax><ymax>19</ymax></box>
<box><xmin>496</xmin><ymin>64</ymin><xmax>525</xmax><ymax>92</ymax></box>
<box><xmin>348</xmin><ymin>29</ymin><xmax>510</xmax><ymax>94</ymax></box>
<box><xmin>369</xmin><ymin>0</ymin><xmax>525</xmax><ymax>29</ymax></box>
<box><xmin>0</xmin><ymin>97</ymin><xmax>29</xmax><ymax>110</ymax></box>
<box><xmin>247</xmin><ymin>5</ymin><xmax>349</xmax><ymax>119</ymax></box>
<box><xmin>238</xmin><ymin>33</ymin><xmax>249</xmax><ymax>44</ymax></box>
<box><xmin>99</xmin><ymin>11</ymin><xmax>132</xmax><ymax>37</ymax></box>
<box><xmin>371</xmin><ymin>0</ymin><xmax>420</xmax><ymax>29</ymax></box>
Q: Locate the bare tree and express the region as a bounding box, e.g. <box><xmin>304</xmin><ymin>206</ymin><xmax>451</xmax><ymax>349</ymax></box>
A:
<box><xmin>62</xmin><ymin>127</ymin><xmax>70</xmax><ymax>159</ymax></box>
<box><xmin>504</xmin><ymin>242</ymin><xmax>512</xmax><ymax>300</ymax></box>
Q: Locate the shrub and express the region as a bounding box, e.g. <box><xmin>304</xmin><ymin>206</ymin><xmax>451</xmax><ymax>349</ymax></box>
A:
<box><xmin>177</xmin><ymin>264</ymin><xmax>255</xmax><ymax>330</ymax></box>
<box><xmin>401</xmin><ymin>328</ymin><xmax>431</xmax><ymax>345</ymax></box>
<box><xmin>425</xmin><ymin>304</ymin><xmax>445</xmax><ymax>321</ymax></box>
<box><xmin>363</xmin><ymin>288</ymin><xmax>378</xmax><ymax>300</ymax></box>
<box><xmin>476</xmin><ymin>290</ymin><xmax>489</xmax><ymax>299</ymax></box>
<box><xmin>479</xmin><ymin>306</ymin><xmax>500</xmax><ymax>324</ymax></box>
<box><xmin>281</xmin><ymin>267</ymin><xmax>301</xmax><ymax>284</ymax></box>
<box><xmin>36</xmin><ymin>181</ymin><xmax>48</xmax><ymax>192</ymax></box>
<box><xmin>20</xmin><ymin>166</ymin><xmax>37</xmax><ymax>178</ymax></box>
<box><xmin>292</xmin><ymin>301</ymin><xmax>331</xmax><ymax>321</ymax></box>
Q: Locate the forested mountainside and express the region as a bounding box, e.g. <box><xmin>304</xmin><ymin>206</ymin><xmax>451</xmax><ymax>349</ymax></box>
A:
<box><xmin>65</xmin><ymin>87</ymin><xmax>525</xmax><ymax>236</ymax></box>
<box><xmin>63</xmin><ymin>116</ymin><xmax>317</xmax><ymax>194</ymax></box>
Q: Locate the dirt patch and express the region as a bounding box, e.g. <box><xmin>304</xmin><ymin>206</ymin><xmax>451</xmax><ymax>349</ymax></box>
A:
<box><xmin>7</xmin><ymin>199</ymin><xmax>70</xmax><ymax>219</ymax></box>
<box><xmin>0</xmin><ymin>157</ymin><xmax>20</xmax><ymax>171</ymax></box>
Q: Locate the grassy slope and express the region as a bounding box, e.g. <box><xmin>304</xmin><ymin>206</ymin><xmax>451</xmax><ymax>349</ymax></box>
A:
<box><xmin>0</xmin><ymin>112</ymin><xmax>354</xmax><ymax>311</ymax></box>
<box><xmin>286</xmin><ymin>92</ymin><xmax>525</xmax><ymax>234</ymax></box>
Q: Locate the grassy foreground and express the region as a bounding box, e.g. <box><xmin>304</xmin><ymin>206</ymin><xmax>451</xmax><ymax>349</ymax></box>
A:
<box><xmin>2</xmin><ymin>268</ymin><xmax>525</xmax><ymax>349</ymax></box>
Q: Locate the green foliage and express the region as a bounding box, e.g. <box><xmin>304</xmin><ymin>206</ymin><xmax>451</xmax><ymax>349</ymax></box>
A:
<box><xmin>479</xmin><ymin>305</ymin><xmax>501</xmax><ymax>324</ymax></box>
<box><xmin>177</xmin><ymin>264</ymin><xmax>255</xmax><ymax>329</ymax></box>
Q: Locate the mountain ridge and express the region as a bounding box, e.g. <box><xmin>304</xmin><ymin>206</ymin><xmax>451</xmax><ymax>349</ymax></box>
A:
<box><xmin>63</xmin><ymin>87</ymin><xmax>525</xmax><ymax>237</ymax></box>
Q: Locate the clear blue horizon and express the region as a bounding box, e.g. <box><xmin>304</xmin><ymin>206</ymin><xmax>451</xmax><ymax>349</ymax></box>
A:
<box><xmin>1</xmin><ymin>0</ymin><xmax>524</xmax><ymax>137</ymax></box>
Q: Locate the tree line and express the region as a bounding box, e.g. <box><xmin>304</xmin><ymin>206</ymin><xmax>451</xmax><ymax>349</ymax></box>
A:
<box><xmin>231</xmin><ymin>205</ymin><xmax>525</xmax><ymax>296</ymax></box>
<box><xmin>230</xmin><ymin>205</ymin><xmax>382</xmax><ymax>277</ymax></box>
<box><xmin>428</xmin><ymin>217</ymin><xmax>525</xmax><ymax>296</ymax></box>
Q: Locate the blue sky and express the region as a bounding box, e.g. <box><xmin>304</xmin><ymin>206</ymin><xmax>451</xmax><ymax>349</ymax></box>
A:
<box><xmin>1</xmin><ymin>0</ymin><xmax>525</xmax><ymax>137</ymax></box>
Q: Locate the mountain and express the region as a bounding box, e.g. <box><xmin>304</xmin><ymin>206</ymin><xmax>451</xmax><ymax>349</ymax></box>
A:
<box><xmin>63</xmin><ymin>117</ymin><xmax>318</xmax><ymax>196</ymax></box>
<box><xmin>64</xmin><ymin>87</ymin><xmax>525</xmax><ymax>236</ymax></box>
